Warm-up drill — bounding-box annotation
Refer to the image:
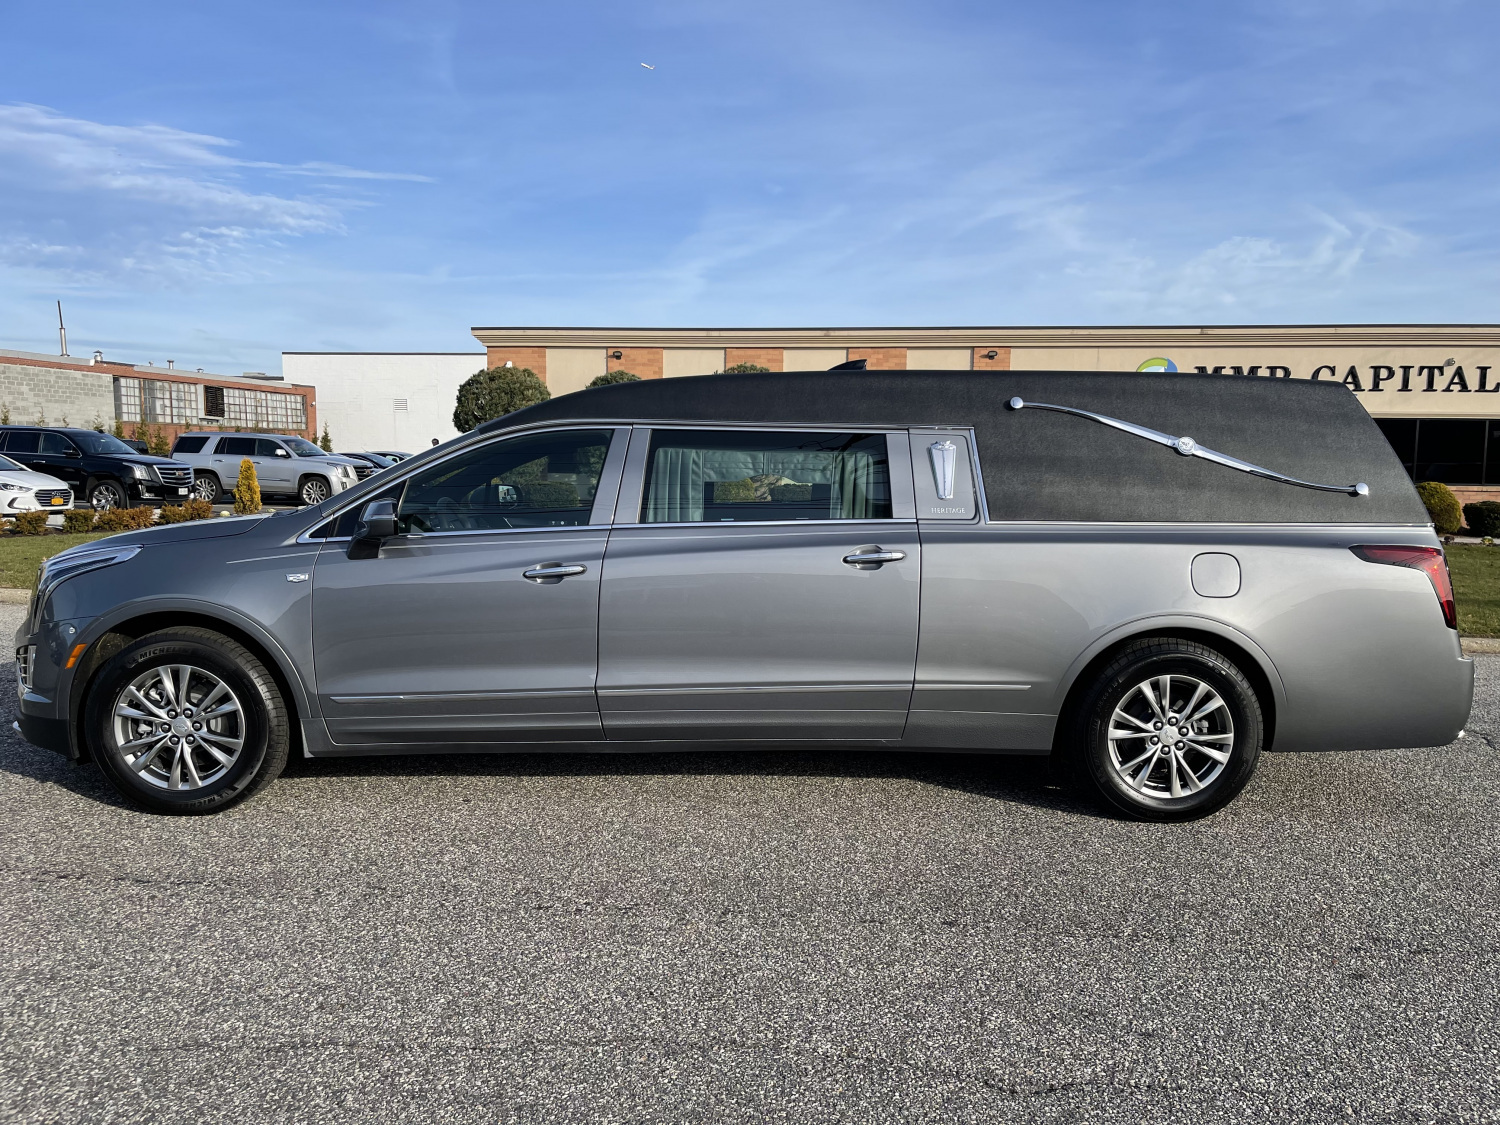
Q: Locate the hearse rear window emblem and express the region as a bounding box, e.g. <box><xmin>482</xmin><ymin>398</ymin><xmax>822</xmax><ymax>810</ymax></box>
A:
<box><xmin>928</xmin><ymin>440</ymin><xmax>957</xmax><ymax>500</ymax></box>
<box><xmin>1006</xmin><ymin>397</ymin><xmax>1369</xmax><ymax>498</ymax></box>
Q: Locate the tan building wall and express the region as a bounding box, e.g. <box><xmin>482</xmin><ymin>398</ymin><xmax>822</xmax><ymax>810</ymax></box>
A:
<box><xmin>471</xmin><ymin>325</ymin><xmax>1500</xmax><ymax>421</ymax></box>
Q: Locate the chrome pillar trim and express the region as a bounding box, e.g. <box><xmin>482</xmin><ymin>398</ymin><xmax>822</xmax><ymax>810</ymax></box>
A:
<box><xmin>1006</xmin><ymin>397</ymin><xmax>1369</xmax><ymax>497</ymax></box>
<box><xmin>928</xmin><ymin>440</ymin><xmax>957</xmax><ymax>500</ymax></box>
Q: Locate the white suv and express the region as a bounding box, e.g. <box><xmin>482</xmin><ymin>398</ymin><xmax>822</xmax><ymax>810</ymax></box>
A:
<box><xmin>170</xmin><ymin>432</ymin><xmax>360</xmax><ymax>506</ymax></box>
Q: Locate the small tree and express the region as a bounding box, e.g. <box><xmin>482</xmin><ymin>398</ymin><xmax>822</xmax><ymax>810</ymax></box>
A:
<box><xmin>111</xmin><ymin>419</ymin><xmax>125</xmax><ymax>439</ymax></box>
<box><xmin>319</xmin><ymin>422</ymin><xmax>333</xmax><ymax>452</ymax></box>
<box><xmin>148</xmin><ymin>427</ymin><xmax>171</xmax><ymax>457</ymax></box>
<box><xmin>452</xmin><ymin>366</ymin><xmax>550</xmax><ymax>432</ymax></box>
<box><xmin>721</xmin><ymin>362</ymin><xmax>771</xmax><ymax>374</ymax></box>
<box><xmin>233</xmin><ymin>458</ymin><xmax>262</xmax><ymax>515</ymax></box>
<box><xmin>587</xmin><ymin>370</ymin><xmax>641</xmax><ymax>389</ymax></box>
<box><xmin>1416</xmin><ymin>481</ymin><xmax>1462</xmax><ymax>536</ymax></box>
<box><xmin>0</xmin><ymin>405</ymin><xmax>10</xmax><ymax>425</ymax></box>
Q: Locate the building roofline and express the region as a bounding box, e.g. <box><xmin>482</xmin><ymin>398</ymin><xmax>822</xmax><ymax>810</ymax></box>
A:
<box><xmin>470</xmin><ymin>324</ymin><xmax>1500</xmax><ymax>349</ymax></box>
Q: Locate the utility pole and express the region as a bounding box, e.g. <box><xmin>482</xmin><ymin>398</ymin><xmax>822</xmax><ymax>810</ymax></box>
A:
<box><xmin>57</xmin><ymin>301</ymin><xmax>68</xmax><ymax>356</ymax></box>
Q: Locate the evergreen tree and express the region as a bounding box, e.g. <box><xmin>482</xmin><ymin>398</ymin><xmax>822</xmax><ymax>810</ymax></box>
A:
<box><xmin>233</xmin><ymin>459</ymin><xmax>262</xmax><ymax>515</ymax></box>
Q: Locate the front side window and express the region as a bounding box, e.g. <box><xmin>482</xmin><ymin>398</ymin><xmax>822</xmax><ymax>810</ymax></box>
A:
<box><xmin>281</xmin><ymin>436</ymin><xmax>325</xmax><ymax>457</ymax></box>
<box><xmin>640</xmin><ymin>430</ymin><xmax>893</xmax><ymax>523</ymax></box>
<box><xmin>256</xmin><ymin>438</ymin><xmax>289</xmax><ymax>458</ymax></box>
<box><xmin>38</xmin><ymin>433</ymin><xmax>76</xmax><ymax>456</ymax></box>
<box><xmin>396</xmin><ymin>429</ymin><xmax>613</xmax><ymax>533</ymax></box>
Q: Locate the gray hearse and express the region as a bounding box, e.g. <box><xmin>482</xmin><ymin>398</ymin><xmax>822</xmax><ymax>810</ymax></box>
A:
<box><xmin>14</xmin><ymin>370</ymin><xmax>1472</xmax><ymax>820</ymax></box>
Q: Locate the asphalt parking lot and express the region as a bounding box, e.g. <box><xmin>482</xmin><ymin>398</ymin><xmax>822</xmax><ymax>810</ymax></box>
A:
<box><xmin>1</xmin><ymin>601</ymin><xmax>1496</xmax><ymax>1125</ymax></box>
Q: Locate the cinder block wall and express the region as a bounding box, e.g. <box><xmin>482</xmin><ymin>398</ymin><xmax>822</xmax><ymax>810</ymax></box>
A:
<box><xmin>0</xmin><ymin>363</ymin><xmax>115</xmax><ymax>428</ymax></box>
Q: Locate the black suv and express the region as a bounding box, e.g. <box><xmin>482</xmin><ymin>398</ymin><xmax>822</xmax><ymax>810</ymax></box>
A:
<box><xmin>0</xmin><ymin>427</ymin><xmax>194</xmax><ymax>509</ymax></box>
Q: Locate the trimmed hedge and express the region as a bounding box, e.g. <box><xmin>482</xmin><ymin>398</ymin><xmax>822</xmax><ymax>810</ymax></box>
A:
<box><xmin>62</xmin><ymin>509</ymin><xmax>96</xmax><ymax>534</ymax></box>
<box><xmin>94</xmin><ymin>507</ymin><xmax>156</xmax><ymax>533</ymax></box>
<box><xmin>1416</xmin><ymin>481</ymin><xmax>1462</xmax><ymax>535</ymax></box>
<box><xmin>1463</xmin><ymin>500</ymin><xmax>1500</xmax><ymax>539</ymax></box>
<box><xmin>11</xmin><ymin>511</ymin><xmax>48</xmax><ymax>535</ymax></box>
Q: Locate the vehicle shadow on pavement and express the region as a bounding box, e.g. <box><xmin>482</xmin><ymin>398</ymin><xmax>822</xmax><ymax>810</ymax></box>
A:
<box><xmin>0</xmin><ymin>724</ymin><xmax>1100</xmax><ymax>817</ymax></box>
<box><xmin>279</xmin><ymin>746</ymin><xmax>1101</xmax><ymax>817</ymax></box>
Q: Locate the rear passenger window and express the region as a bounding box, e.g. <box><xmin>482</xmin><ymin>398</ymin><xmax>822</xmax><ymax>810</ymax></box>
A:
<box><xmin>4</xmin><ymin>431</ymin><xmax>39</xmax><ymax>454</ymax></box>
<box><xmin>641</xmin><ymin>430</ymin><xmax>893</xmax><ymax>523</ymax></box>
<box><xmin>218</xmin><ymin>437</ymin><xmax>256</xmax><ymax>456</ymax></box>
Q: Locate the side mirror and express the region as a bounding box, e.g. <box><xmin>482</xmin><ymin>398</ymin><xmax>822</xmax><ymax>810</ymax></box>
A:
<box><xmin>276</xmin><ymin>448</ymin><xmax>291</xmax><ymax>458</ymax></box>
<box><xmin>65</xmin><ymin>448</ymin><xmax>82</xmax><ymax>458</ymax></box>
<box><xmin>353</xmin><ymin>498</ymin><xmax>398</xmax><ymax>542</ymax></box>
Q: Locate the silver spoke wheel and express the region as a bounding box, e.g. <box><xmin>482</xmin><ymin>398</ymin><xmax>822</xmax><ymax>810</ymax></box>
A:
<box><xmin>1107</xmin><ymin>673</ymin><xmax>1234</xmax><ymax>801</ymax></box>
<box><xmin>191</xmin><ymin>475</ymin><xmax>219</xmax><ymax>502</ymax></box>
<box><xmin>300</xmin><ymin>478</ymin><xmax>330</xmax><ymax>505</ymax></box>
<box><xmin>111</xmin><ymin>664</ymin><xmax>245</xmax><ymax>791</ymax></box>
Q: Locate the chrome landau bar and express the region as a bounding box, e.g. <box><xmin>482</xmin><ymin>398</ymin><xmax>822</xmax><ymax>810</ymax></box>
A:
<box><xmin>1006</xmin><ymin>397</ymin><xmax>1369</xmax><ymax>498</ymax></box>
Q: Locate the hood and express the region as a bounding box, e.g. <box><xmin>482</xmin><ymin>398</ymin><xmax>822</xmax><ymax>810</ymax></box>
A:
<box><xmin>0</xmin><ymin>469</ymin><xmax>68</xmax><ymax>489</ymax></box>
<box><xmin>87</xmin><ymin>514</ymin><xmax>269</xmax><ymax>548</ymax></box>
<box><xmin>118</xmin><ymin>454</ymin><xmax>191</xmax><ymax>468</ymax></box>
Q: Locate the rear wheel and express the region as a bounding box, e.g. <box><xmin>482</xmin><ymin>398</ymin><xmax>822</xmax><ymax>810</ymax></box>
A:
<box><xmin>298</xmin><ymin>476</ymin><xmax>331</xmax><ymax>506</ymax></box>
<box><xmin>89</xmin><ymin>479</ymin><xmax>129</xmax><ymax>510</ymax></box>
<box><xmin>85</xmin><ymin>628</ymin><xmax>290</xmax><ymax>814</ymax></box>
<box><xmin>1064</xmin><ymin>638</ymin><xmax>1262</xmax><ymax>821</ymax></box>
<box><xmin>191</xmin><ymin>472</ymin><xmax>220</xmax><ymax>503</ymax></box>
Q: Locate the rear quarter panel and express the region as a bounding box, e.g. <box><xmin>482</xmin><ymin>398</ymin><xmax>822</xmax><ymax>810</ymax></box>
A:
<box><xmin>909</xmin><ymin>524</ymin><xmax>1472</xmax><ymax>754</ymax></box>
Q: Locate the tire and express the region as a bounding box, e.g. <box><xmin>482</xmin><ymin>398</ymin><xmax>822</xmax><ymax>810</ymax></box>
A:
<box><xmin>1062</xmin><ymin>638</ymin><xmax>1262</xmax><ymax>821</ymax></box>
<box><xmin>191</xmin><ymin>472</ymin><xmax>221</xmax><ymax>503</ymax></box>
<box><xmin>298</xmin><ymin>476</ymin><xmax>331</xmax><ymax>506</ymax></box>
<box><xmin>84</xmin><ymin>628</ymin><xmax>290</xmax><ymax>814</ymax></box>
<box><xmin>89</xmin><ymin>479</ymin><xmax>130</xmax><ymax>510</ymax></box>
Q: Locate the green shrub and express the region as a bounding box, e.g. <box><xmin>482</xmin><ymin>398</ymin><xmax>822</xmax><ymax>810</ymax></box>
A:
<box><xmin>1463</xmin><ymin>500</ymin><xmax>1500</xmax><ymax>538</ymax></box>
<box><xmin>157</xmin><ymin>504</ymin><xmax>192</xmax><ymax>524</ymax></box>
<box><xmin>515</xmin><ymin>481</ymin><xmax>580</xmax><ymax>509</ymax></box>
<box><xmin>233</xmin><ymin>458</ymin><xmax>262</xmax><ymax>515</ymax></box>
<box><xmin>1416</xmin><ymin>481</ymin><xmax>1462</xmax><ymax>535</ymax></box>
<box><xmin>587</xmin><ymin>370</ymin><xmax>641</xmax><ymax>389</ymax></box>
<box><xmin>452</xmin><ymin>366</ymin><xmax>550</xmax><ymax>432</ymax></box>
<box><xmin>182</xmin><ymin>498</ymin><xmax>214</xmax><ymax>521</ymax></box>
<box><xmin>768</xmin><ymin>483</ymin><xmax>812</xmax><ymax>503</ymax></box>
<box><xmin>12</xmin><ymin>511</ymin><xmax>48</xmax><ymax>535</ymax></box>
<box><xmin>62</xmin><ymin>509</ymin><xmax>96</xmax><ymax>534</ymax></box>
<box><xmin>94</xmin><ymin>507</ymin><xmax>156</xmax><ymax>533</ymax></box>
<box><xmin>721</xmin><ymin>362</ymin><xmax>771</xmax><ymax>374</ymax></box>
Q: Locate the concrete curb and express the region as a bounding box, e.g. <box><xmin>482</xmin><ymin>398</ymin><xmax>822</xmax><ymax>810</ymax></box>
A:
<box><xmin>0</xmin><ymin>588</ymin><xmax>29</xmax><ymax>604</ymax></box>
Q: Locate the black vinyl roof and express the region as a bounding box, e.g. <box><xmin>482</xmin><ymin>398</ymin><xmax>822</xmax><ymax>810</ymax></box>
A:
<box><xmin>487</xmin><ymin>369</ymin><xmax>1429</xmax><ymax>525</ymax></box>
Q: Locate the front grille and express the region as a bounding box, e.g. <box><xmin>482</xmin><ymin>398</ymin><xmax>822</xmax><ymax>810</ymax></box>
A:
<box><xmin>351</xmin><ymin>464</ymin><xmax>374</xmax><ymax>480</ymax></box>
<box><xmin>153</xmin><ymin>465</ymin><xmax>193</xmax><ymax>488</ymax></box>
<box><xmin>16</xmin><ymin>645</ymin><xmax>33</xmax><ymax>695</ymax></box>
<box><xmin>33</xmin><ymin>488</ymin><xmax>71</xmax><ymax>508</ymax></box>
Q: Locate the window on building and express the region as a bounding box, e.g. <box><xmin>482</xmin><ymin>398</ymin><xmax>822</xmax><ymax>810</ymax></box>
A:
<box><xmin>203</xmin><ymin>386</ymin><xmax>225</xmax><ymax>418</ymax></box>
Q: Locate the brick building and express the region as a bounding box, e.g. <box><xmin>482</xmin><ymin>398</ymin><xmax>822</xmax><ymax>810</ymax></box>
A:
<box><xmin>0</xmin><ymin>348</ymin><xmax>318</xmax><ymax>446</ymax></box>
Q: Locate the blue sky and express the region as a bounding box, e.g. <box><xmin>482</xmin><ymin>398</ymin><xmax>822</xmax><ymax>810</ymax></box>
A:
<box><xmin>0</xmin><ymin>0</ymin><xmax>1495</xmax><ymax>374</ymax></box>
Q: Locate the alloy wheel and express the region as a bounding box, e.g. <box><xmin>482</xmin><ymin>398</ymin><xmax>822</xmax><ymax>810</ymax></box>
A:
<box><xmin>90</xmin><ymin>481</ymin><xmax>127</xmax><ymax>510</ymax></box>
<box><xmin>300</xmin><ymin>478</ymin><xmax>330</xmax><ymax>505</ymax></box>
<box><xmin>1106</xmin><ymin>673</ymin><xmax>1234</xmax><ymax>800</ymax></box>
<box><xmin>111</xmin><ymin>664</ymin><xmax>245</xmax><ymax>790</ymax></box>
<box><xmin>191</xmin><ymin>475</ymin><xmax>219</xmax><ymax>503</ymax></box>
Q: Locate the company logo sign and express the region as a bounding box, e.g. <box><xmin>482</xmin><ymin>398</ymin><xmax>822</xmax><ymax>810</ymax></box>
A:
<box><xmin>1137</xmin><ymin>358</ymin><xmax>1498</xmax><ymax>393</ymax></box>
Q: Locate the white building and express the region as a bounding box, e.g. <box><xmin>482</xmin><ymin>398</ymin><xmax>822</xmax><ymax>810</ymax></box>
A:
<box><xmin>280</xmin><ymin>351</ymin><xmax>486</xmax><ymax>453</ymax></box>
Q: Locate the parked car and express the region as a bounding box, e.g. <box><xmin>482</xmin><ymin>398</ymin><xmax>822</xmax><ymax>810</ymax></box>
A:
<box><xmin>337</xmin><ymin>451</ymin><xmax>397</xmax><ymax>480</ymax></box>
<box><xmin>170</xmin><ymin>432</ymin><xmax>360</xmax><ymax>505</ymax></box>
<box><xmin>367</xmin><ymin>450</ymin><xmax>411</xmax><ymax>462</ymax></box>
<box><xmin>16</xmin><ymin>370</ymin><xmax>1472</xmax><ymax>818</ymax></box>
<box><xmin>120</xmin><ymin>438</ymin><xmax>150</xmax><ymax>455</ymax></box>
<box><xmin>0</xmin><ymin>426</ymin><xmax>192</xmax><ymax>509</ymax></box>
<box><xmin>0</xmin><ymin>453</ymin><xmax>73</xmax><ymax>516</ymax></box>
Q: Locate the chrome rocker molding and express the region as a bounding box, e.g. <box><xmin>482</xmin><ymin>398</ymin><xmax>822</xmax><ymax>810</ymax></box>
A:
<box><xmin>1006</xmin><ymin>397</ymin><xmax>1369</xmax><ymax>498</ymax></box>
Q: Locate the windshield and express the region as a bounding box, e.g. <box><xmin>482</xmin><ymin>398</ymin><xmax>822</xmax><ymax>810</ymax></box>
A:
<box><xmin>281</xmin><ymin>436</ymin><xmax>328</xmax><ymax>457</ymax></box>
<box><xmin>0</xmin><ymin>454</ymin><xmax>23</xmax><ymax>472</ymax></box>
<box><xmin>73</xmin><ymin>431</ymin><xmax>139</xmax><ymax>456</ymax></box>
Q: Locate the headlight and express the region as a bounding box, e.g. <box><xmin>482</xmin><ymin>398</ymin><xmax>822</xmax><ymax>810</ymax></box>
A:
<box><xmin>0</xmin><ymin>482</ymin><xmax>29</xmax><ymax>493</ymax></box>
<box><xmin>131</xmin><ymin>464</ymin><xmax>152</xmax><ymax>479</ymax></box>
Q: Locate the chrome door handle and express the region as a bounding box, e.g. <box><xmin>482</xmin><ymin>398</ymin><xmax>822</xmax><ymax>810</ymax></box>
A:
<box><xmin>523</xmin><ymin>562</ymin><xmax>588</xmax><ymax>583</ymax></box>
<box><xmin>842</xmin><ymin>548</ymin><xmax>906</xmax><ymax>568</ymax></box>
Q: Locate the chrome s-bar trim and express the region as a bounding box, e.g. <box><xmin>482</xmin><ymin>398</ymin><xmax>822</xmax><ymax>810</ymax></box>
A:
<box><xmin>1006</xmin><ymin>397</ymin><xmax>1370</xmax><ymax>498</ymax></box>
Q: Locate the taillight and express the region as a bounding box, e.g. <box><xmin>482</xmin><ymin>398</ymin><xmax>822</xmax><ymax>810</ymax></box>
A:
<box><xmin>1351</xmin><ymin>545</ymin><xmax>1457</xmax><ymax>630</ymax></box>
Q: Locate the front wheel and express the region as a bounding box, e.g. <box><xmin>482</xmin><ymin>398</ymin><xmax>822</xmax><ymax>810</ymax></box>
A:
<box><xmin>89</xmin><ymin>479</ymin><xmax>130</xmax><ymax>510</ymax></box>
<box><xmin>299</xmin><ymin>476</ymin><xmax>331</xmax><ymax>506</ymax></box>
<box><xmin>84</xmin><ymin>628</ymin><xmax>290</xmax><ymax>814</ymax></box>
<box><xmin>1063</xmin><ymin>638</ymin><xmax>1263</xmax><ymax>821</ymax></box>
<box><xmin>191</xmin><ymin>472</ymin><xmax>221</xmax><ymax>503</ymax></box>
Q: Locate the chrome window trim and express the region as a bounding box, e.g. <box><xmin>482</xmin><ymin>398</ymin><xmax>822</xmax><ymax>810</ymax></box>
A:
<box><xmin>294</xmin><ymin>422</ymin><xmax>631</xmax><ymax>545</ymax></box>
